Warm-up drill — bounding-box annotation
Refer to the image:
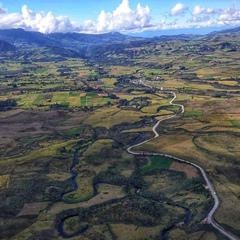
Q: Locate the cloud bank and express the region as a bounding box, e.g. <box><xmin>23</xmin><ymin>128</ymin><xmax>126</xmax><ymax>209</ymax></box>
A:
<box><xmin>0</xmin><ymin>1</ymin><xmax>240</xmax><ymax>34</ymax></box>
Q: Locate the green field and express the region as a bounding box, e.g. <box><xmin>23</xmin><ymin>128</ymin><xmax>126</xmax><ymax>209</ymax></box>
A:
<box><xmin>141</xmin><ymin>155</ymin><xmax>173</xmax><ymax>173</ymax></box>
<box><xmin>184</xmin><ymin>110</ymin><xmax>203</xmax><ymax>117</ymax></box>
<box><xmin>16</xmin><ymin>91</ymin><xmax>111</xmax><ymax>109</ymax></box>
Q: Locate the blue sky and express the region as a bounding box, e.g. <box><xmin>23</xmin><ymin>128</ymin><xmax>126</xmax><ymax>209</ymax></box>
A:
<box><xmin>0</xmin><ymin>0</ymin><xmax>240</xmax><ymax>34</ymax></box>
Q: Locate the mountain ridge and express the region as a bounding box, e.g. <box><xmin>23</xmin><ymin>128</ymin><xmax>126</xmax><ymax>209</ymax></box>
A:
<box><xmin>0</xmin><ymin>28</ymin><xmax>142</xmax><ymax>49</ymax></box>
<box><xmin>0</xmin><ymin>39</ymin><xmax>16</xmax><ymax>51</ymax></box>
<box><xmin>1</xmin><ymin>26</ymin><xmax>240</xmax><ymax>51</ymax></box>
<box><xmin>1</xmin><ymin>26</ymin><xmax>240</xmax><ymax>61</ymax></box>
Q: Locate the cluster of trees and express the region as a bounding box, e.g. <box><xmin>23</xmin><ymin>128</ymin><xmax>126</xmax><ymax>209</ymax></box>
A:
<box><xmin>0</xmin><ymin>99</ymin><xmax>17</xmax><ymax>111</ymax></box>
<box><xmin>118</xmin><ymin>97</ymin><xmax>150</xmax><ymax>110</ymax></box>
<box><xmin>50</xmin><ymin>103</ymin><xmax>69</xmax><ymax>110</ymax></box>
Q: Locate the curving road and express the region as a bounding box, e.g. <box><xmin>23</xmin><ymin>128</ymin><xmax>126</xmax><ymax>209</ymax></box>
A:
<box><xmin>127</xmin><ymin>91</ymin><xmax>239</xmax><ymax>240</ymax></box>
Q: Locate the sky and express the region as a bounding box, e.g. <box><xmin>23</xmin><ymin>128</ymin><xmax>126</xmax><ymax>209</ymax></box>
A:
<box><xmin>0</xmin><ymin>0</ymin><xmax>240</xmax><ymax>34</ymax></box>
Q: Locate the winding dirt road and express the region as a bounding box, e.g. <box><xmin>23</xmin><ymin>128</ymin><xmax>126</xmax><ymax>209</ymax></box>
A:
<box><xmin>127</xmin><ymin>91</ymin><xmax>239</xmax><ymax>240</ymax></box>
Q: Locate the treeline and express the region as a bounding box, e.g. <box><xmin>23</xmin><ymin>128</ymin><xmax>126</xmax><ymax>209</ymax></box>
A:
<box><xmin>0</xmin><ymin>99</ymin><xmax>17</xmax><ymax>111</ymax></box>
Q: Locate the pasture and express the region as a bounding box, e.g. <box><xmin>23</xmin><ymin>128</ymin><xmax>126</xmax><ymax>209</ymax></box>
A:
<box><xmin>17</xmin><ymin>91</ymin><xmax>111</xmax><ymax>109</ymax></box>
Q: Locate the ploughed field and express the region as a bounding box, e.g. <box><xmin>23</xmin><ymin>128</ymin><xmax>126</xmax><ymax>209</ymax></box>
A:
<box><xmin>0</xmin><ymin>32</ymin><xmax>240</xmax><ymax>240</ymax></box>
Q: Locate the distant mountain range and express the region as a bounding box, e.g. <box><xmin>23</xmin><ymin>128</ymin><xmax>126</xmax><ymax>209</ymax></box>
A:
<box><xmin>0</xmin><ymin>26</ymin><xmax>240</xmax><ymax>59</ymax></box>
<box><xmin>207</xmin><ymin>26</ymin><xmax>240</xmax><ymax>36</ymax></box>
<box><xmin>0</xmin><ymin>26</ymin><xmax>240</xmax><ymax>50</ymax></box>
<box><xmin>0</xmin><ymin>28</ymin><xmax>141</xmax><ymax>50</ymax></box>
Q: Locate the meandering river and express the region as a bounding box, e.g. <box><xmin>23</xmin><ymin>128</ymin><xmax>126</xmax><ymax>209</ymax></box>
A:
<box><xmin>58</xmin><ymin>90</ymin><xmax>238</xmax><ymax>240</ymax></box>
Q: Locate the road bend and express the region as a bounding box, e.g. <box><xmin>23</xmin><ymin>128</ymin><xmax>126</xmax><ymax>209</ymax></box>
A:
<box><xmin>127</xmin><ymin>91</ymin><xmax>239</xmax><ymax>240</ymax></box>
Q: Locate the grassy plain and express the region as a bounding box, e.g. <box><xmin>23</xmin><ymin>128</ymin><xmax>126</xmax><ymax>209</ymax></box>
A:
<box><xmin>83</xmin><ymin>105</ymin><xmax>146</xmax><ymax>128</ymax></box>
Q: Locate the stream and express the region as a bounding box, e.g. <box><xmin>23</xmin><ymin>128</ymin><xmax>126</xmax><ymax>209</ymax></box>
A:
<box><xmin>58</xmin><ymin>148</ymin><xmax>193</xmax><ymax>239</ymax></box>
<box><xmin>58</xmin><ymin>149</ymin><xmax>104</xmax><ymax>238</ymax></box>
<box><xmin>58</xmin><ymin>217</ymin><xmax>89</xmax><ymax>238</ymax></box>
<box><xmin>57</xmin><ymin>90</ymin><xmax>194</xmax><ymax>239</ymax></box>
<box><xmin>162</xmin><ymin>206</ymin><xmax>192</xmax><ymax>240</ymax></box>
<box><xmin>69</xmin><ymin>150</ymin><xmax>78</xmax><ymax>191</ymax></box>
<box><xmin>61</xmin><ymin>149</ymin><xmax>79</xmax><ymax>203</ymax></box>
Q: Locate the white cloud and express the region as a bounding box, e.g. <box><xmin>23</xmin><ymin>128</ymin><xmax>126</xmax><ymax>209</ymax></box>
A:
<box><xmin>170</xmin><ymin>3</ymin><xmax>187</xmax><ymax>16</ymax></box>
<box><xmin>0</xmin><ymin>4</ymin><xmax>80</xmax><ymax>33</ymax></box>
<box><xmin>94</xmin><ymin>0</ymin><xmax>153</xmax><ymax>33</ymax></box>
<box><xmin>192</xmin><ymin>5</ymin><xmax>217</xmax><ymax>17</ymax></box>
<box><xmin>114</xmin><ymin>0</ymin><xmax>131</xmax><ymax>15</ymax></box>
<box><xmin>18</xmin><ymin>5</ymin><xmax>81</xmax><ymax>33</ymax></box>
<box><xmin>192</xmin><ymin>5</ymin><xmax>203</xmax><ymax>16</ymax></box>
<box><xmin>0</xmin><ymin>13</ymin><xmax>21</xmax><ymax>29</ymax></box>
<box><xmin>0</xmin><ymin>1</ymin><xmax>153</xmax><ymax>34</ymax></box>
<box><xmin>189</xmin><ymin>4</ymin><xmax>240</xmax><ymax>27</ymax></box>
<box><xmin>218</xmin><ymin>7</ymin><xmax>240</xmax><ymax>21</ymax></box>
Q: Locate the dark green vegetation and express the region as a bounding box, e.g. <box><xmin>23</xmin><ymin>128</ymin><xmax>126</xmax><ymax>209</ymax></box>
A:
<box><xmin>141</xmin><ymin>156</ymin><xmax>173</xmax><ymax>173</ymax></box>
<box><xmin>0</xmin><ymin>27</ymin><xmax>240</xmax><ymax>239</ymax></box>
